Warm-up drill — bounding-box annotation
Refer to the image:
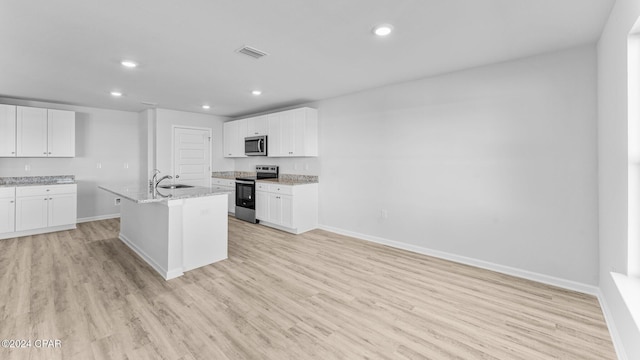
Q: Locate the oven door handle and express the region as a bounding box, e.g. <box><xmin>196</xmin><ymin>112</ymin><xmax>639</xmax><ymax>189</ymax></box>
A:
<box><xmin>236</xmin><ymin>180</ymin><xmax>255</xmax><ymax>185</ymax></box>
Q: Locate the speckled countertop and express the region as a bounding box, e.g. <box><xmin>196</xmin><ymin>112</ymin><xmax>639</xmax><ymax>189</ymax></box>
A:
<box><xmin>99</xmin><ymin>184</ymin><xmax>231</xmax><ymax>204</ymax></box>
<box><xmin>0</xmin><ymin>175</ymin><xmax>76</xmax><ymax>188</ymax></box>
<box><xmin>256</xmin><ymin>178</ymin><xmax>318</xmax><ymax>186</ymax></box>
<box><xmin>212</xmin><ymin>172</ymin><xmax>318</xmax><ymax>185</ymax></box>
<box><xmin>210</xmin><ymin>174</ymin><xmax>236</xmax><ymax>180</ymax></box>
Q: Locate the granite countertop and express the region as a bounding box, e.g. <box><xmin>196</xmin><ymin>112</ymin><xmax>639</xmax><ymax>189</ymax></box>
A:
<box><xmin>212</xmin><ymin>171</ymin><xmax>318</xmax><ymax>186</ymax></box>
<box><xmin>256</xmin><ymin>178</ymin><xmax>318</xmax><ymax>186</ymax></box>
<box><xmin>99</xmin><ymin>184</ymin><xmax>232</xmax><ymax>204</ymax></box>
<box><xmin>0</xmin><ymin>175</ymin><xmax>76</xmax><ymax>188</ymax></box>
<box><xmin>211</xmin><ymin>174</ymin><xmax>236</xmax><ymax>180</ymax></box>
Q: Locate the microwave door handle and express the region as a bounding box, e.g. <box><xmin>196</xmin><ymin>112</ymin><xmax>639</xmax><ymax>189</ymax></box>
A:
<box><xmin>258</xmin><ymin>139</ymin><xmax>263</xmax><ymax>153</ymax></box>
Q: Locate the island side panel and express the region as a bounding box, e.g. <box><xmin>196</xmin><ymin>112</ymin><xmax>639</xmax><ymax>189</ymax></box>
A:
<box><xmin>182</xmin><ymin>194</ymin><xmax>228</xmax><ymax>272</ymax></box>
<box><xmin>119</xmin><ymin>199</ymin><xmax>176</xmax><ymax>279</ymax></box>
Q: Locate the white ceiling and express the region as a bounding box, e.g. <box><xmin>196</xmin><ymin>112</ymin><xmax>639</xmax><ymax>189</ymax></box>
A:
<box><xmin>0</xmin><ymin>0</ymin><xmax>614</xmax><ymax>117</ymax></box>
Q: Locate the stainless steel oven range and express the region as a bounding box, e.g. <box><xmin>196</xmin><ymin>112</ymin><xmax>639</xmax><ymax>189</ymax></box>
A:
<box><xmin>235</xmin><ymin>165</ymin><xmax>278</xmax><ymax>223</ymax></box>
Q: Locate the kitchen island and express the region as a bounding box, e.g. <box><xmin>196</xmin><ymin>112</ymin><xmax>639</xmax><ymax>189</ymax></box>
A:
<box><xmin>99</xmin><ymin>184</ymin><xmax>231</xmax><ymax>280</ymax></box>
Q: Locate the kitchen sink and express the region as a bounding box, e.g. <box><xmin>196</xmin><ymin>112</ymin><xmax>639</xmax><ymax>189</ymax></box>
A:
<box><xmin>158</xmin><ymin>184</ymin><xmax>194</xmax><ymax>189</ymax></box>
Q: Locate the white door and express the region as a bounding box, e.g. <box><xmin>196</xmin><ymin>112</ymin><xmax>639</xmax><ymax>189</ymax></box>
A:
<box><xmin>234</xmin><ymin>119</ymin><xmax>248</xmax><ymax>156</ymax></box>
<box><xmin>15</xmin><ymin>196</ymin><xmax>48</xmax><ymax>231</ymax></box>
<box><xmin>255</xmin><ymin>191</ymin><xmax>268</xmax><ymax>220</ymax></box>
<box><xmin>281</xmin><ymin>195</ymin><xmax>294</xmax><ymax>228</ymax></box>
<box><xmin>267</xmin><ymin>113</ymin><xmax>283</xmax><ymax>157</ymax></box>
<box><xmin>223</xmin><ymin>122</ymin><xmax>234</xmax><ymax>157</ymax></box>
<box><xmin>267</xmin><ymin>193</ymin><xmax>282</xmax><ymax>225</ymax></box>
<box><xmin>0</xmin><ymin>197</ymin><xmax>15</xmax><ymax>234</ymax></box>
<box><xmin>47</xmin><ymin>109</ymin><xmax>75</xmax><ymax>157</ymax></box>
<box><xmin>173</xmin><ymin>127</ymin><xmax>211</xmax><ymax>187</ymax></box>
<box><xmin>16</xmin><ymin>106</ymin><xmax>47</xmax><ymax>157</ymax></box>
<box><xmin>48</xmin><ymin>193</ymin><xmax>77</xmax><ymax>227</ymax></box>
<box><xmin>0</xmin><ymin>104</ymin><xmax>16</xmax><ymax>157</ymax></box>
<box><xmin>280</xmin><ymin>110</ymin><xmax>296</xmax><ymax>156</ymax></box>
<box><xmin>247</xmin><ymin>115</ymin><xmax>268</xmax><ymax>136</ymax></box>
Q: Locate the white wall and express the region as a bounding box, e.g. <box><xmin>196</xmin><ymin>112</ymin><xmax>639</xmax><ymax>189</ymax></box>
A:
<box><xmin>0</xmin><ymin>98</ymin><xmax>141</xmax><ymax>221</ymax></box>
<box><xmin>314</xmin><ymin>45</ymin><xmax>599</xmax><ymax>286</ymax></box>
<box><xmin>597</xmin><ymin>0</ymin><xmax>640</xmax><ymax>358</ymax></box>
<box><xmin>153</xmin><ymin>108</ymin><xmax>232</xmax><ymax>179</ymax></box>
<box><xmin>138</xmin><ymin>109</ymin><xmax>151</xmax><ymax>183</ymax></box>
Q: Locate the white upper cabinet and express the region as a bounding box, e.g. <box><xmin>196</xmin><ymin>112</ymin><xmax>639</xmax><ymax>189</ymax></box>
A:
<box><xmin>47</xmin><ymin>109</ymin><xmax>75</xmax><ymax>157</ymax></box>
<box><xmin>14</xmin><ymin>106</ymin><xmax>75</xmax><ymax>158</ymax></box>
<box><xmin>223</xmin><ymin>107</ymin><xmax>317</xmax><ymax>158</ymax></box>
<box><xmin>223</xmin><ymin>119</ymin><xmax>248</xmax><ymax>158</ymax></box>
<box><xmin>246</xmin><ymin>115</ymin><xmax>267</xmax><ymax>136</ymax></box>
<box><xmin>267</xmin><ymin>107</ymin><xmax>318</xmax><ymax>157</ymax></box>
<box><xmin>17</xmin><ymin>106</ymin><xmax>48</xmax><ymax>157</ymax></box>
<box><xmin>0</xmin><ymin>104</ymin><xmax>16</xmax><ymax>157</ymax></box>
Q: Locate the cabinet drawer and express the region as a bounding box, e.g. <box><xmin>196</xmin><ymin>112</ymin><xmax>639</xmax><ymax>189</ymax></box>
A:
<box><xmin>268</xmin><ymin>184</ymin><xmax>293</xmax><ymax>195</ymax></box>
<box><xmin>256</xmin><ymin>182</ymin><xmax>268</xmax><ymax>191</ymax></box>
<box><xmin>16</xmin><ymin>184</ymin><xmax>77</xmax><ymax>197</ymax></box>
<box><xmin>0</xmin><ymin>187</ymin><xmax>15</xmax><ymax>198</ymax></box>
<box><xmin>212</xmin><ymin>178</ymin><xmax>235</xmax><ymax>187</ymax></box>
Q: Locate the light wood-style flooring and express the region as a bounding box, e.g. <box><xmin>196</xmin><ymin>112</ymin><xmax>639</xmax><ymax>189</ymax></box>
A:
<box><xmin>0</xmin><ymin>217</ymin><xmax>616</xmax><ymax>359</ymax></box>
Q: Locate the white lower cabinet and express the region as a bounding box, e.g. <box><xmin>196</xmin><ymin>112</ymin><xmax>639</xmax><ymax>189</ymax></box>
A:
<box><xmin>15</xmin><ymin>195</ymin><xmax>48</xmax><ymax>231</ymax></box>
<box><xmin>0</xmin><ymin>188</ymin><xmax>16</xmax><ymax>234</ymax></box>
<box><xmin>212</xmin><ymin>178</ymin><xmax>235</xmax><ymax>213</ymax></box>
<box><xmin>4</xmin><ymin>184</ymin><xmax>77</xmax><ymax>238</ymax></box>
<box><xmin>255</xmin><ymin>182</ymin><xmax>317</xmax><ymax>234</ymax></box>
<box><xmin>256</xmin><ymin>190</ymin><xmax>268</xmax><ymax>220</ymax></box>
<box><xmin>266</xmin><ymin>193</ymin><xmax>293</xmax><ymax>228</ymax></box>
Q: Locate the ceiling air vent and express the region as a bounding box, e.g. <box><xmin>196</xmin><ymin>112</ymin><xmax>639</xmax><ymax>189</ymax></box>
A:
<box><xmin>236</xmin><ymin>46</ymin><xmax>268</xmax><ymax>59</ymax></box>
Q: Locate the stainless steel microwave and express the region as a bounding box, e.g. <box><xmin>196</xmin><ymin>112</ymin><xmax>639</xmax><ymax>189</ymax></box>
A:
<box><xmin>245</xmin><ymin>135</ymin><xmax>267</xmax><ymax>156</ymax></box>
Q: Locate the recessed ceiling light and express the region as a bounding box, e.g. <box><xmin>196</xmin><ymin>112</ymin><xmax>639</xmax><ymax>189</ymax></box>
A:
<box><xmin>252</xmin><ymin>90</ymin><xmax>262</xmax><ymax>96</ymax></box>
<box><xmin>202</xmin><ymin>105</ymin><xmax>211</xmax><ymax>110</ymax></box>
<box><xmin>373</xmin><ymin>24</ymin><xmax>393</xmax><ymax>37</ymax></box>
<box><xmin>121</xmin><ymin>60</ymin><xmax>138</xmax><ymax>68</ymax></box>
<box><xmin>110</xmin><ymin>91</ymin><xmax>123</xmax><ymax>97</ymax></box>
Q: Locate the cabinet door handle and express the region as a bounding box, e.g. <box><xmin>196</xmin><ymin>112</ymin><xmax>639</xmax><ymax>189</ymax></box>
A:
<box><xmin>49</xmin><ymin>197</ymin><xmax>52</xmax><ymax>200</ymax></box>
<box><xmin>9</xmin><ymin>201</ymin><xmax>14</xmax><ymax>203</ymax></box>
<box><xmin>11</xmin><ymin>151</ymin><xmax>14</xmax><ymax>154</ymax></box>
<box><xmin>44</xmin><ymin>198</ymin><xmax>48</xmax><ymax>200</ymax></box>
<box><xmin>48</xmin><ymin>152</ymin><xmax>52</xmax><ymax>155</ymax></box>
<box><xmin>43</xmin><ymin>152</ymin><xmax>47</xmax><ymax>154</ymax></box>
<box><xmin>46</xmin><ymin>189</ymin><xmax>50</xmax><ymax>192</ymax></box>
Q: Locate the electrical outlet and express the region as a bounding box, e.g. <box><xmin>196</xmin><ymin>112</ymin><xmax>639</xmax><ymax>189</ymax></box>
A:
<box><xmin>380</xmin><ymin>210</ymin><xmax>388</xmax><ymax>219</ymax></box>
<box><xmin>114</xmin><ymin>198</ymin><xmax>121</xmax><ymax>206</ymax></box>
<box><xmin>97</xmin><ymin>163</ymin><xmax>102</xmax><ymax>169</ymax></box>
<box><xmin>24</xmin><ymin>164</ymin><xmax>31</xmax><ymax>172</ymax></box>
<box><xmin>123</xmin><ymin>163</ymin><xmax>129</xmax><ymax>169</ymax></box>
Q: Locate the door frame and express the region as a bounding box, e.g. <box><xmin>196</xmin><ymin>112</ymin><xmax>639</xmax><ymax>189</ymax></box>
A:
<box><xmin>171</xmin><ymin>125</ymin><xmax>213</xmax><ymax>184</ymax></box>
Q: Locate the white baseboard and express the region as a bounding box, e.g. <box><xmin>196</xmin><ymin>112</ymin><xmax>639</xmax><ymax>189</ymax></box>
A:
<box><xmin>597</xmin><ymin>289</ymin><xmax>627</xmax><ymax>360</ymax></box>
<box><xmin>0</xmin><ymin>224</ymin><xmax>76</xmax><ymax>240</ymax></box>
<box><xmin>76</xmin><ymin>213</ymin><xmax>120</xmax><ymax>223</ymax></box>
<box><xmin>118</xmin><ymin>233</ymin><xmax>183</xmax><ymax>280</ymax></box>
<box><xmin>318</xmin><ymin>224</ymin><xmax>599</xmax><ymax>296</ymax></box>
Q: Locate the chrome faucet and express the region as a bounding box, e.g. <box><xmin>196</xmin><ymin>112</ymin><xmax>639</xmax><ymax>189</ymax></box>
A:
<box><xmin>150</xmin><ymin>169</ymin><xmax>161</xmax><ymax>191</ymax></box>
<box><xmin>155</xmin><ymin>175</ymin><xmax>173</xmax><ymax>189</ymax></box>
